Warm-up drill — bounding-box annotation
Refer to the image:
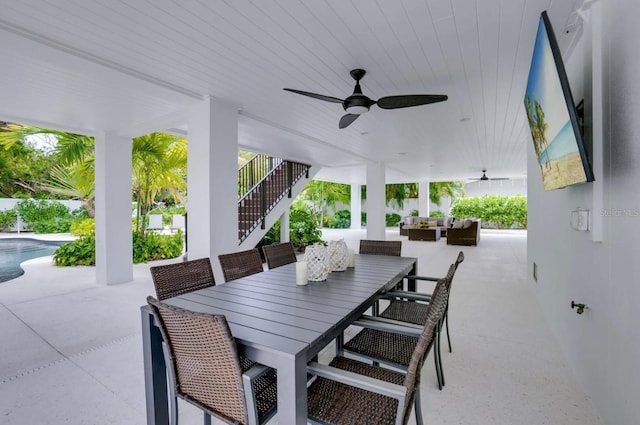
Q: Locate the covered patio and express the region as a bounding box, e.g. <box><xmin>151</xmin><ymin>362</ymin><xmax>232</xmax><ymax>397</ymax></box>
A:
<box><xmin>0</xmin><ymin>229</ymin><xmax>601</xmax><ymax>424</ymax></box>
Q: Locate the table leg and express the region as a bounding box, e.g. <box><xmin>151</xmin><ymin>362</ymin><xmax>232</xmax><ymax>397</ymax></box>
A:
<box><xmin>141</xmin><ymin>307</ymin><xmax>169</xmax><ymax>425</ymax></box>
<box><xmin>276</xmin><ymin>353</ymin><xmax>308</xmax><ymax>424</ymax></box>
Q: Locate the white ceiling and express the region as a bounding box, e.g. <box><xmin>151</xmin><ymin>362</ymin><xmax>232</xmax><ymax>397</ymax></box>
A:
<box><xmin>0</xmin><ymin>0</ymin><xmax>586</xmax><ymax>184</ymax></box>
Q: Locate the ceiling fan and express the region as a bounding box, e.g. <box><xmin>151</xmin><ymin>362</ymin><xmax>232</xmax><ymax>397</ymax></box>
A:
<box><xmin>283</xmin><ymin>69</ymin><xmax>448</xmax><ymax>129</ymax></box>
<box><xmin>469</xmin><ymin>169</ymin><xmax>510</xmax><ymax>181</ymax></box>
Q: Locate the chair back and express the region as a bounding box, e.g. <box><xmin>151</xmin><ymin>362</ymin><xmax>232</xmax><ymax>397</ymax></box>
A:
<box><xmin>218</xmin><ymin>248</ymin><xmax>263</xmax><ymax>282</ymax></box>
<box><xmin>262</xmin><ymin>242</ymin><xmax>297</xmax><ymax>269</ymax></box>
<box><xmin>150</xmin><ymin>257</ymin><xmax>215</xmax><ymax>300</ymax></box>
<box><xmin>400</xmin><ymin>316</ymin><xmax>440</xmax><ymax>424</ymax></box>
<box><xmin>359</xmin><ymin>240</ymin><xmax>402</xmax><ymax>256</ymax></box>
<box><xmin>147</xmin><ymin>296</ymin><xmax>249</xmax><ymax>424</ymax></box>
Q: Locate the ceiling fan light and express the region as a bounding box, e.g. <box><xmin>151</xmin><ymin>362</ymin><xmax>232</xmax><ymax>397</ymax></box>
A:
<box><xmin>345</xmin><ymin>105</ymin><xmax>369</xmax><ymax>115</ymax></box>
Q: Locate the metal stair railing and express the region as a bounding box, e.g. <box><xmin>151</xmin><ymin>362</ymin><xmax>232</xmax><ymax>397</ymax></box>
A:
<box><xmin>238</xmin><ymin>154</ymin><xmax>282</xmax><ymax>200</ymax></box>
<box><xmin>238</xmin><ymin>158</ymin><xmax>310</xmax><ymax>243</ymax></box>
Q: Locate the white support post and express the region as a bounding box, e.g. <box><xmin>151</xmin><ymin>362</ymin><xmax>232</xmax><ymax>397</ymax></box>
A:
<box><xmin>350</xmin><ymin>183</ymin><xmax>362</xmax><ymax>229</ymax></box>
<box><xmin>187</xmin><ymin>97</ymin><xmax>239</xmax><ymax>283</ymax></box>
<box><xmin>280</xmin><ymin>208</ymin><xmax>290</xmax><ymax>243</ymax></box>
<box><xmin>418</xmin><ymin>181</ymin><xmax>430</xmax><ymax>217</ymax></box>
<box><xmin>366</xmin><ymin>162</ymin><xmax>386</xmax><ymax>240</ymax></box>
<box><xmin>94</xmin><ymin>132</ymin><xmax>133</xmax><ymax>285</ymax></box>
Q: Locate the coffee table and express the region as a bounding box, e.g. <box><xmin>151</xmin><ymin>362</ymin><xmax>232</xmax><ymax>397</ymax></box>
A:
<box><xmin>407</xmin><ymin>226</ymin><xmax>441</xmax><ymax>241</ymax></box>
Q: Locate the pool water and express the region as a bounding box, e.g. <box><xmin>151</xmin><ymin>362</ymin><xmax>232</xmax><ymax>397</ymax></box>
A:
<box><xmin>0</xmin><ymin>239</ymin><xmax>64</xmax><ymax>283</ymax></box>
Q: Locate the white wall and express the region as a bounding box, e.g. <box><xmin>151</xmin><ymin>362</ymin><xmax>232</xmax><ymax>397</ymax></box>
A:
<box><xmin>527</xmin><ymin>2</ymin><xmax>640</xmax><ymax>424</ymax></box>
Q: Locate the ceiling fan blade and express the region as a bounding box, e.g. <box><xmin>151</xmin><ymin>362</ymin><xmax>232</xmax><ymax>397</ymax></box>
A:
<box><xmin>377</xmin><ymin>94</ymin><xmax>448</xmax><ymax>109</ymax></box>
<box><xmin>283</xmin><ymin>88</ymin><xmax>344</xmax><ymax>104</ymax></box>
<box><xmin>339</xmin><ymin>114</ymin><xmax>359</xmax><ymax>129</ymax></box>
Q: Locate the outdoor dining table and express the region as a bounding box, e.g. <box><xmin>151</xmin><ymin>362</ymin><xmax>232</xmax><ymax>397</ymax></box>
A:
<box><xmin>141</xmin><ymin>253</ymin><xmax>417</xmax><ymax>425</ymax></box>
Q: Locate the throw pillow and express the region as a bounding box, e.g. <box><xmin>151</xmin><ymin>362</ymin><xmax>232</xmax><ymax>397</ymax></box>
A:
<box><xmin>428</xmin><ymin>219</ymin><xmax>438</xmax><ymax>227</ymax></box>
<box><xmin>452</xmin><ymin>220</ymin><xmax>464</xmax><ymax>229</ymax></box>
<box><xmin>445</xmin><ymin>217</ymin><xmax>453</xmax><ymax>228</ymax></box>
<box><xmin>404</xmin><ymin>216</ymin><xmax>413</xmax><ymax>225</ymax></box>
<box><xmin>463</xmin><ymin>219</ymin><xmax>474</xmax><ymax>229</ymax></box>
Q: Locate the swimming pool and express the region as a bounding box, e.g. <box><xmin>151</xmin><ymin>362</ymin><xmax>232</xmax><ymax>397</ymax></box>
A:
<box><xmin>0</xmin><ymin>238</ymin><xmax>65</xmax><ymax>283</ymax></box>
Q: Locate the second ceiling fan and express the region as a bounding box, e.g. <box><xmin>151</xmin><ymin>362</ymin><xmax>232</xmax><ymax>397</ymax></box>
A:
<box><xmin>284</xmin><ymin>69</ymin><xmax>448</xmax><ymax>129</ymax></box>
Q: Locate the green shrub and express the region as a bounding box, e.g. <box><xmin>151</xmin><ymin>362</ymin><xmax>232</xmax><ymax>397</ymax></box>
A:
<box><xmin>429</xmin><ymin>210</ymin><xmax>445</xmax><ymax>218</ymax></box>
<box><xmin>331</xmin><ymin>209</ymin><xmax>350</xmax><ymax>228</ymax></box>
<box><xmin>53</xmin><ymin>231</ymin><xmax>184</xmax><ymax>266</ymax></box>
<box><xmin>133</xmin><ymin>231</ymin><xmax>184</xmax><ymax>263</ymax></box>
<box><xmin>290</xmin><ymin>202</ymin><xmax>324</xmax><ymax>249</ymax></box>
<box><xmin>53</xmin><ymin>235</ymin><xmax>96</xmax><ymax>266</ymax></box>
<box><xmin>0</xmin><ymin>209</ymin><xmax>17</xmax><ymax>231</ymax></box>
<box><xmin>410</xmin><ymin>209</ymin><xmax>419</xmax><ymax>216</ymax></box>
<box><xmin>450</xmin><ymin>195</ymin><xmax>527</xmax><ymax>228</ymax></box>
<box><xmin>361</xmin><ymin>212</ymin><xmax>367</xmax><ymax>224</ymax></box>
<box><xmin>70</xmin><ymin>218</ymin><xmax>95</xmax><ymax>237</ymax></box>
<box><xmin>385</xmin><ymin>213</ymin><xmax>401</xmax><ymax>226</ymax></box>
<box><xmin>258</xmin><ymin>202</ymin><xmax>324</xmax><ymax>252</ymax></box>
<box><xmin>15</xmin><ymin>199</ymin><xmax>74</xmax><ymax>233</ymax></box>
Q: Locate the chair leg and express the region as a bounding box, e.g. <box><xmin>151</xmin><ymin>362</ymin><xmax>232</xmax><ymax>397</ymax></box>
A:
<box><xmin>414</xmin><ymin>388</ymin><xmax>424</xmax><ymax>425</ymax></box>
<box><xmin>434</xmin><ymin>332</ymin><xmax>443</xmax><ymax>390</ymax></box>
<box><xmin>203</xmin><ymin>413</ymin><xmax>211</xmax><ymax>425</ymax></box>
<box><xmin>170</xmin><ymin>396</ymin><xmax>178</xmax><ymax>425</ymax></box>
<box><xmin>445</xmin><ymin>309</ymin><xmax>452</xmax><ymax>353</ymax></box>
<box><xmin>438</xmin><ymin>320</ymin><xmax>446</xmax><ymax>387</ymax></box>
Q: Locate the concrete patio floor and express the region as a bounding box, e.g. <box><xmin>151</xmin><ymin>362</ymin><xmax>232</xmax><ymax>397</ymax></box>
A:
<box><xmin>0</xmin><ymin>228</ymin><xmax>602</xmax><ymax>424</ymax></box>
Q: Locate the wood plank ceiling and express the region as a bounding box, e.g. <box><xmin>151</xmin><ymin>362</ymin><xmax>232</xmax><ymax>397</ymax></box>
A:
<box><xmin>0</xmin><ymin>0</ymin><xmax>585</xmax><ymax>183</ymax></box>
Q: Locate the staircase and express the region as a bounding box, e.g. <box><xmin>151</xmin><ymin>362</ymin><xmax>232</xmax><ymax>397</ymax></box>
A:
<box><xmin>238</xmin><ymin>154</ymin><xmax>311</xmax><ymax>244</ymax></box>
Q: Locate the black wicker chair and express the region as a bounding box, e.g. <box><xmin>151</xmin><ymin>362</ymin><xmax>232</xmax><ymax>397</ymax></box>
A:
<box><xmin>308</xmin><ymin>314</ymin><xmax>442</xmax><ymax>424</ymax></box>
<box><xmin>147</xmin><ymin>296</ymin><xmax>277</xmax><ymax>425</ymax></box>
<box><xmin>262</xmin><ymin>242</ymin><xmax>297</xmax><ymax>269</ymax></box>
<box><xmin>342</xmin><ymin>265</ymin><xmax>454</xmax><ymax>391</ymax></box>
<box><xmin>149</xmin><ymin>257</ymin><xmax>215</xmax><ymax>300</ymax></box>
<box><xmin>359</xmin><ymin>239</ymin><xmax>402</xmax><ymax>256</ymax></box>
<box><xmin>218</xmin><ymin>248</ymin><xmax>264</xmax><ymax>282</ymax></box>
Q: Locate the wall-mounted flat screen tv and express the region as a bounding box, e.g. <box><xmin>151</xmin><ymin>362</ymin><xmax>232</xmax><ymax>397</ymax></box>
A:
<box><xmin>524</xmin><ymin>11</ymin><xmax>594</xmax><ymax>190</ymax></box>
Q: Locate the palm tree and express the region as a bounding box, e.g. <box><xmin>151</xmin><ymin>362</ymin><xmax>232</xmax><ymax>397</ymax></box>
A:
<box><xmin>429</xmin><ymin>181</ymin><xmax>465</xmax><ymax>207</ymax></box>
<box><xmin>300</xmin><ymin>180</ymin><xmax>350</xmax><ymax>226</ymax></box>
<box><xmin>132</xmin><ymin>133</ymin><xmax>187</xmax><ymax>234</ymax></box>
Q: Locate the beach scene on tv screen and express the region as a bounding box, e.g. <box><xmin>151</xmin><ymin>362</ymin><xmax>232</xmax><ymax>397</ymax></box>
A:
<box><xmin>524</xmin><ymin>17</ymin><xmax>587</xmax><ymax>191</ymax></box>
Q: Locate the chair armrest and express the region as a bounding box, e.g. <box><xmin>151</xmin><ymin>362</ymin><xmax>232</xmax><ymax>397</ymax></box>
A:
<box><xmin>353</xmin><ymin>317</ymin><xmax>422</xmax><ymax>337</ymax></box>
<box><xmin>243</xmin><ymin>363</ymin><xmax>271</xmax><ymax>381</ymax></box>
<box><xmin>308</xmin><ymin>362</ymin><xmax>406</xmax><ymax>401</ymax></box>
<box><xmin>383</xmin><ymin>290</ymin><xmax>432</xmax><ymax>302</ymax></box>
<box><xmin>404</xmin><ymin>274</ymin><xmax>439</xmax><ymax>282</ymax></box>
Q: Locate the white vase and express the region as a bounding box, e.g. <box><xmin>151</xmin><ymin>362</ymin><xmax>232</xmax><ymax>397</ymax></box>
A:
<box><xmin>328</xmin><ymin>239</ymin><xmax>349</xmax><ymax>271</ymax></box>
<box><xmin>303</xmin><ymin>244</ymin><xmax>330</xmax><ymax>281</ymax></box>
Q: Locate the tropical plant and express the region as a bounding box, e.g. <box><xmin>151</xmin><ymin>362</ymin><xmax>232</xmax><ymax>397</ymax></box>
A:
<box><xmin>300</xmin><ymin>180</ymin><xmax>350</xmax><ymax>226</ymax></box>
<box><xmin>0</xmin><ymin>208</ymin><xmax>17</xmax><ymax>231</ymax></box>
<box><xmin>132</xmin><ymin>133</ymin><xmax>187</xmax><ymax>235</ymax></box>
<box><xmin>429</xmin><ymin>181</ymin><xmax>465</xmax><ymax>206</ymax></box>
<box><xmin>258</xmin><ymin>201</ymin><xmax>325</xmax><ymax>251</ymax></box>
<box><xmin>385</xmin><ymin>213</ymin><xmax>402</xmax><ymax>226</ymax></box>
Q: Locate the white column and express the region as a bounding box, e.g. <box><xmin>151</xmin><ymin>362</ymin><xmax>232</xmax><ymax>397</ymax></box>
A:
<box><xmin>366</xmin><ymin>162</ymin><xmax>386</xmax><ymax>240</ymax></box>
<box><xmin>187</xmin><ymin>97</ymin><xmax>238</xmax><ymax>283</ymax></box>
<box><xmin>418</xmin><ymin>181</ymin><xmax>430</xmax><ymax>216</ymax></box>
<box><xmin>280</xmin><ymin>208</ymin><xmax>290</xmax><ymax>242</ymax></box>
<box><xmin>350</xmin><ymin>183</ymin><xmax>362</xmax><ymax>229</ymax></box>
<box><xmin>94</xmin><ymin>132</ymin><xmax>133</xmax><ymax>285</ymax></box>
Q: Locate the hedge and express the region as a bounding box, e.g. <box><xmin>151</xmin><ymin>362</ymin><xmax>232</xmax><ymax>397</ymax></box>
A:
<box><xmin>450</xmin><ymin>195</ymin><xmax>527</xmax><ymax>229</ymax></box>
